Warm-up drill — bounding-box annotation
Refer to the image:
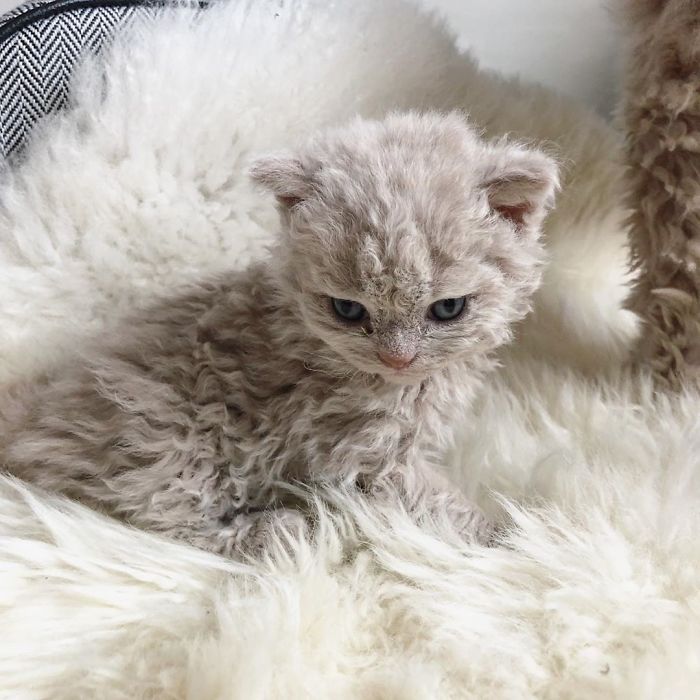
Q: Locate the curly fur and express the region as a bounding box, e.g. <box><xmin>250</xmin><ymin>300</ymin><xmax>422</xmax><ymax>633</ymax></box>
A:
<box><xmin>0</xmin><ymin>112</ymin><xmax>557</xmax><ymax>554</ymax></box>
<box><xmin>619</xmin><ymin>0</ymin><xmax>700</xmax><ymax>388</ymax></box>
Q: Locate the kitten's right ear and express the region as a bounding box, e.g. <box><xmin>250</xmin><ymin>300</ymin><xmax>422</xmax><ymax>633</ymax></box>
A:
<box><xmin>249</xmin><ymin>153</ymin><xmax>313</xmax><ymax>209</ymax></box>
<box><xmin>480</xmin><ymin>145</ymin><xmax>560</xmax><ymax>234</ymax></box>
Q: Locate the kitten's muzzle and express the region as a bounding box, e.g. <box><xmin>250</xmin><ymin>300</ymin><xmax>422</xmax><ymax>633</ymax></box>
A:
<box><xmin>377</xmin><ymin>349</ymin><xmax>417</xmax><ymax>370</ymax></box>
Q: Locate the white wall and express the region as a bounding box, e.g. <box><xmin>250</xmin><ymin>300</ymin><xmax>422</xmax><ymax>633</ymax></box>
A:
<box><xmin>0</xmin><ymin>0</ymin><xmax>18</xmax><ymax>15</ymax></box>
<box><xmin>0</xmin><ymin>0</ymin><xmax>620</xmax><ymax>116</ymax></box>
<box><xmin>422</xmin><ymin>0</ymin><xmax>620</xmax><ymax>116</ymax></box>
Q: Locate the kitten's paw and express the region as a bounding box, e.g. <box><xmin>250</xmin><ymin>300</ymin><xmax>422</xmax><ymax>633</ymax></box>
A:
<box><xmin>413</xmin><ymin>490</ymin><xmax>496</xmax><ymax>546</ymax></box>
<box><xmin>362</xmin><ymin>470</ymin><xmax>496</xmax><ymax>546</ymax></box>
<box><xmin>218</xmin><ymin>507</ymin><xmax>309</xmax><ymax>557</ymax></box>
<box><xmin>454</xmin><ymin>502</ymin><xmax>497</xmax><ymax>546</ymax></box>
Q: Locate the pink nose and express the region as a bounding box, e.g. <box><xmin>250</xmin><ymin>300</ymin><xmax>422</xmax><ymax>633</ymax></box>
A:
<box><xmin>378</xmin><ymin>349</ymin><xmax>416</xmax><ymax>369</ymax></box>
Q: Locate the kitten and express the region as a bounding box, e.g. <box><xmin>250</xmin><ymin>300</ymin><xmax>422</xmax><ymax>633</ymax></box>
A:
<box><xmin>0</xmin><ymin>112</ymin><xmax>558</xmax><ymax>555</ymax></box>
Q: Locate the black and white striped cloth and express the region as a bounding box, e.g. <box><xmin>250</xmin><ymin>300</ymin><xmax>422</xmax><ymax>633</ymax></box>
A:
<box><xmin>0</xmin><ymin>0</ymin><xmax>201</xmax><ymax>159</ymax></box>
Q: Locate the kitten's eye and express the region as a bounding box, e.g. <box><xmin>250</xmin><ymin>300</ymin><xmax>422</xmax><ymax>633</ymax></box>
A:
<box><xmin>429</xmin><ymin>296</ymin><xmax>468</xmax><ymax>322</ymax></box>
<box><xmin>331</xmin><ymin>298</ymin><xmax>367</xmax><ymax>322</ymax></box>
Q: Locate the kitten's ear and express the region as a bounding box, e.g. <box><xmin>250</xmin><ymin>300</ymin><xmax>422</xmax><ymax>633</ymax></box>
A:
<box><xmin>249</xmin><ymin>152</ymin><xmax>313</xmax><ymax>209</ymax></box>
<box><xmin>481</xmin><ymin>146</ymin><xmax>559</xmax><ymax>233</ymax></box>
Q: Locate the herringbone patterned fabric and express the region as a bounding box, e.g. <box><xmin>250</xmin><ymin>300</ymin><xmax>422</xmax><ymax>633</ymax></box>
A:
<box><xmin>0</xmin><ymin>0</ymin><xmax>187</xmax><ymax>159</ymax></box>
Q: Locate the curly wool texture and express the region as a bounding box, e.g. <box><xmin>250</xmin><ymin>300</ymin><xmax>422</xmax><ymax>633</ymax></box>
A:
<box><xmin>620</xmin><ymin>0</ymin><xmax>700</xmax><ymax>389</ymax></box>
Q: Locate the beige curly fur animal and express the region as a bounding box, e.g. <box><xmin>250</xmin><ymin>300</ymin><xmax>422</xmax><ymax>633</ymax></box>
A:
<box><xmin>621</xmin><ymin>0</ymin><xmax>700</xmax><ymax>389</ymax></box>
<box><xmin>0</xmin><ymin>111</ymin><xmax>558</xmax><ymax>554</ymax></box>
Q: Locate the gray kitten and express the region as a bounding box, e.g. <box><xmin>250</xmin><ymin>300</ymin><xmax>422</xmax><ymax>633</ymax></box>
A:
<box><xmin>0</xmin><ymin>112</ymin><xmax>558</xmax><ymax>555</ymax></box>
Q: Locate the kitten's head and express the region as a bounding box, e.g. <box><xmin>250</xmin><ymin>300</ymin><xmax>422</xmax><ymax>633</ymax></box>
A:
<box><xmin>250</xmin><ymin>111</ymin><xmax>558</xmax><ymax>384</ymax></box>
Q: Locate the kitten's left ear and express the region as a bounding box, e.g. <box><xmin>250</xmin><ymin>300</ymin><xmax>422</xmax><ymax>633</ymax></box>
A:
<box><xmin>481</xmin><ymin>145</ymin><xmax>560</xmax><ymax>233</ymax></box>
<box><xmin>249</xmin><ymin>152</ymin><xmax>314</xmax><ymax>209</ymax></box>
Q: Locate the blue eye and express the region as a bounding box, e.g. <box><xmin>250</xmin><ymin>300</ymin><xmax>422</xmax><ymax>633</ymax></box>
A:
<box><xmin>429</xmin><ymin>296</ymin><xmax>467</xmax><ymax>321</ymax></box>
<box><xmin>331</xmin><ymin>298</ymin><xmax>367</xmax><ymax>322</ymax></box>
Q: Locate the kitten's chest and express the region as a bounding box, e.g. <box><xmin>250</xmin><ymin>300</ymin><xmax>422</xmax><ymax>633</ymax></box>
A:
<box><xmin>257</xmin><ymin>376</ymin><xmax>433</xmax><ymax>479</ymax></box>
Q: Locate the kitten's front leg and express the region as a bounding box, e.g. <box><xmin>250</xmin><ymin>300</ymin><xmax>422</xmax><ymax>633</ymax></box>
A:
<box><xmin>361</xmin><ymin>466</ymin><xmax>495</xmax><ymax>545</ymax></box>
<box><xmin>205</xmin><ymin>506</ymin><xmax>309</xmax><ymax>558</ymax></box>
<box><xmin>415</xmin><ymin>471</ymin><xmax>495</xmax><ymax>545</ymax></box>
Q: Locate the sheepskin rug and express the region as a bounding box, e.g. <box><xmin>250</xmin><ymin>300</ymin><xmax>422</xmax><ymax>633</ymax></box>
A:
<box><xmin>2</xmin><ymin>1</ymin><xmax>700</xmax><ymax>697</ymax></box>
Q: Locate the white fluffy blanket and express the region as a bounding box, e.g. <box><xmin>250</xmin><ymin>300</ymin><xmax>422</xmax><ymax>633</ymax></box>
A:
<box><xmin>2</xmin><ymin>1</ymin><xmax>699</xmax><ymax>697</ymax></box>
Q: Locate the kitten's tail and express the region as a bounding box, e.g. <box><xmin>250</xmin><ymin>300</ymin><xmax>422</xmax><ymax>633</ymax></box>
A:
<box><xmin>618</xmin><ymin>0</ymin><xmax>700</xmax><ymax>389</ymax></box>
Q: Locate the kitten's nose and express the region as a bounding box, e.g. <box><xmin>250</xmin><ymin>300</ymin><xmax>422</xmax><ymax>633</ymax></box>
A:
<box><xmin>378</xmin><ymin>349</ymin><xmax>416</xmax><ymax>369</ymax></box>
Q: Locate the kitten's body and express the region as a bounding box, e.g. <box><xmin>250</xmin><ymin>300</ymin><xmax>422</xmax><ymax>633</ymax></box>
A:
<box><xmin>0</xmin><ymin>112</ymin><xmax>557</xmax><ymax>554</ymax></box>
<box><xmin>2</xmin><ymin>265</ymin><xmax>482</xmax><ymax>553</ymax></box>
